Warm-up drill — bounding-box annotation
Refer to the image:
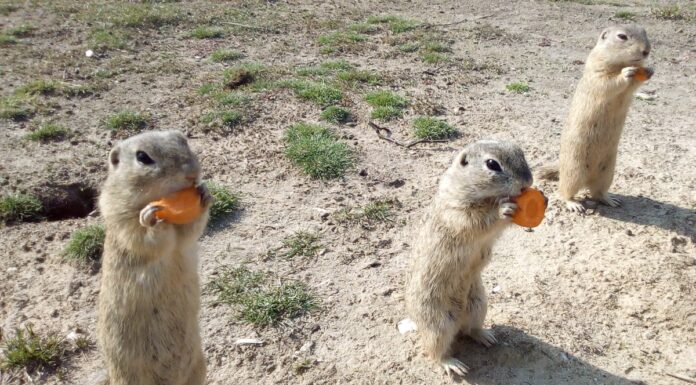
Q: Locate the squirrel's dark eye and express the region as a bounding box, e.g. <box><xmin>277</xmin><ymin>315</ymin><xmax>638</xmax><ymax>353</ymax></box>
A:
<box><xmin>485</xmin><ymin>159</ymin><xmax>502</xmax><ymax>172</ymax></box>
<box><xmin>136</xmin><ymin>150</ymin><xmax>155</xmax><ymax>165</ymax></box>
<box><xmin>617</xmin><ymin>33</ymin><xmax>628</xmax><ymax>41</ymax></box>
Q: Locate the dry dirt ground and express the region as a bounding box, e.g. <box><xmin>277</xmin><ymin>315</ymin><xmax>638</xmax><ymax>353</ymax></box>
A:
<box><xmin>1</xmin><ymin>0</ymin><xmax>695</xmax><ymax>384</ymax></box>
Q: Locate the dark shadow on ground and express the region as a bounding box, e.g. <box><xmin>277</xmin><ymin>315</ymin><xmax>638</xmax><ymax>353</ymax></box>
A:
<box><xmin>597</xmin><ymin>194</ymin><xmax>695</xmax><ymax>243</ymax></box>
<box><xmin>451</xmin><ymin>325</ymin><xmax>642</xmax><ymax>385</ymax></box>
<box><xmin>205</xmin><ymin>207</ymin><xmax>246</xmax><ymax>235</ymax></box>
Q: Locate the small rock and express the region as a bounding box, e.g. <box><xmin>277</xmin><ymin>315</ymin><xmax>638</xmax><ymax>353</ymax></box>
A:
<box><xmin>234</xmin><ymin>338</ymin><xmax>264</xmax><ymax>346</ymax></box>
<box><xmin>66</xmin><ymin>330</ymin><xmax>81</xmax><ymax>342</ymax></box>
<box><xmin>359</xmin><ymin>169</ymin><xmax>368</xmax><ymax>177</ymax></box>
<box><xmin>85</xmin><ymin>50</ymin><xmax>94</xmax><ymax>58</ymax></box>
<box><xmin>635</xmin><ymin>92</ymin><xmax>655</xmax><ymax>101</ymax></box>
<box><xmin>299</xmin><ymin>341</ymin><xmax>314</xmax><ymax>353</ymax></box>
<box><xmin>492</xmin><ymin>285</ymin><xmax>501</xmax><ymax>293</ymax></box>
<box><xmin>625</xmin><ymin>229</ymin><xmax>634</xmax><ymax>236</ymax></box>
<box><xmin>364</xmin><ymin>261</ymin><xmax>381</xmax><ymax>269</ymax></box>
<box><xmin>7</xmin><ymin>267</ymin><xmax>18</xmax><ymax>274</ymax></box>
<box><xmin>387</xmin><ymin>179</ymin><xmax>405</xmax><ymax>188</ymax></box>
<box><xmin>397</xmin><ymin>318</ymin><xmax>418</xmax><ymax>334</ymax></box>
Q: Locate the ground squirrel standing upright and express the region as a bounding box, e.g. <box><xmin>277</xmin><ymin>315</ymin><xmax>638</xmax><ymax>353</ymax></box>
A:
<box><xmin>97</xmin><ymin>131</ymin><xmax>211</xmax><ymax>385</ymax></box>
<box><xmin>537</xmin><ymin>25</ymin><xmax>652</xmax><ymax>212</ymax></box>
<box><xmin>405</xmin><ymin>140</ymin><xmax>533</xmax><ymax>376</ymax></box>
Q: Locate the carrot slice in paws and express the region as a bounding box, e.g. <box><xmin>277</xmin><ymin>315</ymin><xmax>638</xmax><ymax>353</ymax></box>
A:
<box><xmin>634</xmin><ymin>67</ymin><xmax>652</xmax><ymax>82</ymax></box>
<box><xmin>152</xmin><ymin>187</ymin><xmax>202</xmax><ymax>225</ymax></box>
<box><xmin>512</xmin><ymin>188</ymin><xmax>547</xmax><ymax>228</ymax></box>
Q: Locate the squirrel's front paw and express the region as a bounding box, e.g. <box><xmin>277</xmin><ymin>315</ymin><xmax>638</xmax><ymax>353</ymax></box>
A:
<box><xmin>621</xmin><ymin>66</ymin><xmax>639</xmax><ymax>79</ymax></box>
<box><xmin>498</xmin><ymin>199</ymin><xmax>518</xmax><ymax>220</ymax></box>
<box><xmin>197</xmin><ymin>184</ymin><xmax>214</xmax><ymax>209</ymax></box>
<box><xmin>139</xmin><ymin>204</ymin><xmax>162</xmax><ymax>227</ymax></box>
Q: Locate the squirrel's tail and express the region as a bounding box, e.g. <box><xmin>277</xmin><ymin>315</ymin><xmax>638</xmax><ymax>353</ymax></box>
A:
<box><xmin>534</xmin><ymin>163</ymin><xmax>559</xmax><ymax>181</ymax></box>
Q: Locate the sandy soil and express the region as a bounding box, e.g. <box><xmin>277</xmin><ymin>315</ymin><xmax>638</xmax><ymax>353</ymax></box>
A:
<box><xmin>1</xmin><ymin>0</ymin><xmax>694</xmax><ymax>384</ymax></box>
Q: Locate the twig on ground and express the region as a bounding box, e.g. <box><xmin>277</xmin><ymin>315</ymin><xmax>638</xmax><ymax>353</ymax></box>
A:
<box><xmin>369</xmin><ymin>122</ymin><xmax>448</xmax><ymax>149</ymax></box>
<box><xmin>221</xmin><ymin>22</ymin><xmax>277</xmax><ymax>33</ymax></box>
<box><xmin>423</xmin><ymin>14</ymin><xmax>494</xmax><ymax>29</ymax></box>
<box><xmin>665</xmin><ymin>372</ymin><xmax>696</xmax><ymax>384</ymax></box>
<box><xmin>24</xmin><ymin>370</ymin><xmax>36</xmax><ymax>385</ymax></box>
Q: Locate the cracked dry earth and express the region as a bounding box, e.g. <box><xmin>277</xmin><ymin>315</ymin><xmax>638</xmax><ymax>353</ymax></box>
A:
<box><xmin>1</xmin><ymin>0</ymin><xmax>695</xmax><ymax>384</ymax></box>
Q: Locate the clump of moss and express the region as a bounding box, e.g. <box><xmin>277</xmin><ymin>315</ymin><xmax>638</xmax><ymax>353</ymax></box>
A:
<box><xmin>0</xmin><ymin>194</ymin><xmax>43</xmax><ymax>223</ymax></box>
<box><xmin>62</xmin><ymin>225</ymin><xmax>105</xmax><ymax>265</ymax></box>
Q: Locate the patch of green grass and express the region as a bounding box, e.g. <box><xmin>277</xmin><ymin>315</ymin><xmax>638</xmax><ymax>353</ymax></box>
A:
<box><xmin>0</xmin><ymin>33</ymin><xmax>18</xmax><ymax>46</ymax></box>
<box><xmin>6</xmin><ymin>24</ymin><xmax>34</xmax><ymax>37</ymax></box>
<box><xmin>240</xmin><ymin>282</ymin><xmax>316</xmax><ymax>327</ymax></box>
<box><xmin>421</xmin><ymin>52</ymin><xmax>448</xmax><ymax>64</ymax></box>
<box><xmin>363</xmin><ymin>200</ymin><xmax>393</xmax><ymax>221</ymax></box>
<box><xmin>201</xmin><ymin>110</ymin><xmax>243</xmax><ymax>130</ymax></box>
<box><xmin>614</xmin><ymin>10</ymin><xmax>636</xmax><ymax>20</ymax></box>
<box><xmin>0</xmin><ymin>96</ymin><xmax>32</xmax><ymax>121</ymax></box>
<box><xmin>423</xmin><ymin>41</ymin><xmax>450</xmax><ymax>53</ymax></box>
<box><xmin>296</xmin><ymin>60</ymin><xmax>354</xmax><ymax>77</ymax></box>
<box><xmin>213</xmin><ymin>92</ymin><xmax>251</xmax><ymax>106</ymax></box>
<box><xmin>651</xmin><ymin>5</ymin><xmax>682</xmax><ymax>20</ymax></box>
<box><xmin>320</xmin><ymin>60</ymin><xmax>353</xmax><ymax>71</ymax></box>
<box><xmin>365</xmin><ymin>90</ymin><xmax>408</xmax><ymax>119</ymax></box>
<box><xmin>506</xmin><ymin>82</ymin><xmax>531</xmax><ymax>94</ymax></box>
<box><xmin>207</xmin><ymin>182</ymin><xmax>241</xmax><ymax>223</ymax></box>
<box><xmin>100</xmin><ymin>3</ymin><xmax>183</xmax><ymax>29</ymax></box>
<box><xmin>286</xmin><ymin>81</ymin><xmax>343</xmax><ymax>107</ymax></box>
<box><xmin>0</xmin><ymin>325</ymin><xmax>66</xmax><ymax>372</ymax></box>
<box><xmin>293</xmin><ymin>359</ymin><xmax>313</xmax><ymax>374</ymax></box>
<box><xmin>0</xmin><ymin>194</ymin><xmax>43</xmax><ymax>223</ymax></box>
<box><xmin>281</xmin><ymin>231</ymin><xmax>321</xmax><ymax>259</ymax></box>
<box><xmin>317</xmin><ymin>31</ymin><xmax>367</xmax><ymax>54</ymax></box>
<box><xmin>284</xmin><ymin>123</ymin><xmax>354</xmax><ymax>179</ymax></box>
<box><xmin>366</xmin><ymin>15</ymin><xmax>420</xmax><ymax>33</ymax></box>
<box><xmin>89</xmin><ymin>27</ymin><xmax>128</xmax><ymax>51</ymax></box>
<box><xmin>335</xmin><ymin>199</ymin><xmax>396</xmax><ymax>224</ymax></box>
<box><xmin>190</xmin><ymin>26</ymin><xmax>225</xmax><ymax>39</ymax></box>
<box><xmin>370</xmin><ymin>106</ymin><xmax>402</xmax><ymax>121</ymax></box>
<box><xmin>223</xmin><ymin>62</ymin><xmax>267</xmax><ymax>88</ymax></box>
<box><xmin>94</xmin><ymin>69</ymin><xmax>117</xmax><ymax>79</ymax></box>
<box><xmin>364</xmin><ymin>90</ymin><xmax>409</xmax><ymax>109</ymax></box>
<box><xmin>62</xmin><ymin>83</ymin><xmax>107</xmax><ymax>98</ymax></box>
<box><xmin>209</xmin><ymin>267</ymin><xmax>316</xmax><ymax>327</ymax></box>
<box><xmin>336</xmin><ymin>69</ymin><xmax>380</xmax><ymax>87</ymax></box>
<box><xmin>210</xmin><ymin>49</ymin><xmax>244</xmax><ymax>63</ymax></box>
<box><xmin>320</xmin><ymin>106</ymin><xmax>350</xmax><ymax>124</ymax></box>
<box><xmin>0</xmin><ymin>4</ymin><xmax>18</xmax><ymax>15</ymax></box>
<box><xmin>198</xmin><ymin>83</ymin><xmax>220</xmax><ymax>95</ymax></box>
<box><xmin>398</xmin><ymin>42</ymin><xmax>420</xmax><ymax>53</ymax></box>
<box><xmin>210</xmin><ymin>267</ymin><xmax>265</xmax><ymax>303</ymax></box>
<box><xmin>348</xmin><ymin>22</ymin><xmax>380</xmax><ymax>34</ymax></box>
<box><xmin>73</xmin><ymin>336</ymin><xmax>93</xmax><ymax>352</ymax></box>
<box><xmin>62</xmin><ymin>225</ymin><xmax>105</xmax><ymax>265</ymax></box>
<box><xmin>16</xmin><ymin>80</ymin><xmax>58</xmax><ymax>96</ymax></box>
<box><xmin>104</xmin><ymin>110</ymin><xmax>149</xmax><ymax>132</ymax></box>
<box><xmin>413</xmin><ymin>116</ymin><xmax>457</xmax><ymax>140</ymax></box>
<box><xmin>26</xmin><ymin>123</ymin><xmax>70</xmax><ymax>142</ymax></box>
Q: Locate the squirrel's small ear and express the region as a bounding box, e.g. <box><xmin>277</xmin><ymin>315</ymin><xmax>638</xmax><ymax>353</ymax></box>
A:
<box><xmin>460</xmin><ymin>153</ymin><xmax>468</xmax><ymax>167</ymax></box>
<box><xmin>600</xmin><ymin>28</ymin><xmax>610</xmax><ymax>40</ymax></box>
<box><xmin>109</xmin><ymin>146</ymin><xmax>120</xmax><ymax>169</ymax></box>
